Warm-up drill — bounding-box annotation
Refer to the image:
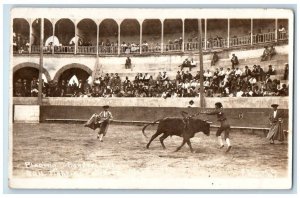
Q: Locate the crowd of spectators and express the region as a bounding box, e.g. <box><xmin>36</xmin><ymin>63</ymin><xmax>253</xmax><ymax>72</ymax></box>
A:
<box><xmin>13</xmin><ymin>33</ymin><xmax>30</xmax><ymax>54</ymax></box>
<box><xmin>14</xmin><ymin>63</ymin><xmax>289</xmax><ymax>98</ymax></box>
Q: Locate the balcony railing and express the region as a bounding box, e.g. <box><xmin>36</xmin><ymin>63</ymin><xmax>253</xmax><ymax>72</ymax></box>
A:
<box><xmin>207</xmin><ymin>39</ymin><xmax>228</xmax><ymax>49</ymax></box>
<box><xmin>230</xmin><ymin>35</ymin><xmax>251</xmax><ymax>47</ymax></box>
<box><xmin>13</xmin><ymin>31</ymin><xmax>288</xmax><ymax>56</ymax></box>
<box><xmin>99</xmin><ymin>46</ymin><xmax>118</xmax><ymax>54</ymax></box>
<box><xmin>77</xmin><ymin>46</ymin><xmax>97</xmax><ymax>54</ymax></box>
<box><xmin>31</xmin><ymin>45</ymin><xmax>53</xmax><ymax>54</ymax></box>
<box><xmin>54</xmin><ymin>46</ymin><xmax>75</xmax><ymax>54</ymax></box>
<box><xmin>278</xmin><ymin>32</ymin><xmax>288</xmax><ymax>41</ymax></box>
<box><xmin>164</xmin><ymin>43</ymin><xmax>182</xmax><ymax>52</ymax></box>
<box><xmin>141</xmin><ymin>45</ymin><xmax>161</xmax><ymax>53</ymax></box>
<box><xmin>253</xmin><ymin>32</ymin><xmax>275</xmax><ymax>44</ymax></box>
<box><xmin>184</xmin><ymin>40</ymin><xmax>206</xmax><ymax>51</ymax></box>
<box><xmin>120</xmin><ymin>46</ymin><xmax>140</xmax><ymax>54</ymax></box>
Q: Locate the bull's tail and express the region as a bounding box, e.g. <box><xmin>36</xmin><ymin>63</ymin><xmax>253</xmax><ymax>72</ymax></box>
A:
<box><xmin>142</xmin><ymin>119</ymin><xmax>162</xmax><ymax>138</ymax></box>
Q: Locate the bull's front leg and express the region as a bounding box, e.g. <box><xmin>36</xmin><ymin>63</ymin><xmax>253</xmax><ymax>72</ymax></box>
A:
<box><xmin>174</xmin><ymin>139</ymin><xmax>187</xmax><ymax>152</ymax></box>
<box><xmin>186</xmin><ymin>139</ymin><xmax>195</xmax><ymax>153</ymax></box>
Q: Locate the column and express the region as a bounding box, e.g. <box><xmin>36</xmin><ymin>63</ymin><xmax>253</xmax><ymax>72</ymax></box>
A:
<box><xmin>250</xmin><ymin>18</ymin><xmax>253</xmax><ymax>45</ymax></box>
<box><xmin>96</xmin><ymin>23</ymin><xmax>99</xmax><ymax>55</ymax></box>
<box><xmin>182</xmin><ymin>19</ymin><xmax>185</xmax><ymax>52</ymax></box>
<box><xmin>28</xmin><ymin>18</ymin><xmax>32</xmax><ymax>53</ymax></box>
<box><xmin>204</xmin><ymin>19</ymin><xmax>207</xmax><ymax>50</ymax></box>
<box><xmin>140</xmin><ymin>21</ymin><xmax>142</xmax><ymax>54</ymax></box>
<box><xmin>38</xmin><ymin>18</ymin><xmax>44</xmax><ymax>104</ymax></box>
<box><xmin>74</xmin><ymin>21</ymin><xmax>78</xmax><ymax>54</ymax></box>
<box><xmin>227</xmin><ymin>19</ymin><xmax>230</xmax><ymax>48</ymax></box>
<box><xmin>118</xmin><ymin>24</ymin><xmax>120</xmax><ymax>55</ymax></box>
<box><xmin>275</xmin><ymin>18</ymin><xmax>278</xmax><ymax>42</ymax></box>
<box><xmin>52</xmin><ymin>19</ymin><xmax>55</xmax><ymax>54</ymax></box>
<box><xmin>161</xmin><ymin>19</ymin><xmax>164</xmax><ymax>53</ymax></box>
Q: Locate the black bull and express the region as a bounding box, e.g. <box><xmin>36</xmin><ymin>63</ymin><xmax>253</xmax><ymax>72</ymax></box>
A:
<box><xmin>142</xmin><ymin>117</ymin><xmax>210</xmax><ymax>152</ymax></box>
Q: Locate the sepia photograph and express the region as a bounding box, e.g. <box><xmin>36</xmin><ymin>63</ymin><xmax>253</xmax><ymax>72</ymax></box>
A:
<box><xmin>8</xmin><ymin>7</ymin><xmax>293</xmax><ymax>189</ymax></box>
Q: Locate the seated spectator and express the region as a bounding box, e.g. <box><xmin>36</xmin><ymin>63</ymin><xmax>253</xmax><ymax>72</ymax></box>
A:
<box><xmin>269</xmin><ymin>45</ymin><xmax>276</xmax><ymax>59</ymax></box>
<box><xmin>225</xmin><ymin>68</ymin><xmax>232</xmax><ymax>78</ymax></box>
<box><xmin>14</xmin><ymin>79</ymin><xmax>23</xmax><ymax>97</ymax></box>
<box><xmin>278</xmin><ymin>25</ymin><xmax>287</xmax><ymax>39</ymax></box>
<box><xmin>30</xmin><ymin>78</ymin><xmax>39</xmax><ymax>97</ymax></box>
<box><xmin>236</xmin><ymin>87</ymin><xmax>244</xmax><ymax>97</ymax></box>
<box><xmin>284</xmin><ymin>63</ymin><xmax>288</xmax><ymax>80</ymax></box>
<box><xmin>261</xmin><ymin>46</ymin><xmax>270</xmax><ymax>61</ymax></box>
<box><xmin>204</xmin><ymin>69</ymin><xmax>213</xmax><ymax>80</ymax></box>
<box><xmin>211</xmin><ymin>52</ymin><xmax>219</xmax><ymax>66</ymax></box>
<box><xmin>253</xmin><ymin>85</ymin><xmax>263</xmax><ymax>97</ymax></box>
<box><xmin>266</xmin><ymin>65</ymin><xmax>275</xmax><ymax>76</ymax></box>
<box><xmin>190</xmin><ymin>58</ymin><xmax>196</xmax><ymax>68</ymax></box>
<box><xmin>180</xmin><ymin>58</ymin><xmax>194</xmax><ymax>71</ymax></box>
<box><xmin>249</xmin><ymin>75</ymin><xmax>257</xmax><ymax>87</ymax></box>
<box><xmin>125</xmin><ymin>57</ymin><xmax>131</xmax><ymax>69</ymax></box>
<box><xmin>277</xmin><ymin>84</ymin><xmax>288</xmax><ymax>96</ymax></box>
<box><xmin>161</xmin><ymin>71</ymin><xmax>169</xmax><ymax>82</ymax></box>
<box><xmin>257</xmin><ymin>65</ymin><xmax>265</xmax><ymax>81</ymax></box>
<box><xmin>218</xmin><ymin>67</ymin><xmax>225</xmax><ymax>81</ymax></box>
<box><xmin>243</xmin><ymin>65</ymin><xmax>252</xmax><ymax>78</ymax></box>
<box><xmin>138</xmin><ymin>73</ymin><xmax>144</xmax><ymax>82</ymax></box>
<box><xmin>203</xmin><ymin>79</ymin><xmax>210</xmax><ymax>90</ymax></box>
<box><xmin>230</xmin><ymin>54</ymin><xmax>239</xmax><ymax>69</ymax></box>
<box><xmin>175</xmin><ymin>71</ymin><xmax>182</xmax><ymax>85</ymax></box>
<box><xmin>214</xmin><ymin>68</ymin><xmax>219</xmax><ymax>76</ymax></box>
<box><xmin>251</xmin><ymin>65</ymin><xmax>259</xmax><ymax>80</ymax></box>
<box><xmin>143</xmin><ymin>73</ymin><xmax>151</xmax><ymax>84</ymax></box>
<box><xmin>235</xmin><ymin>67</ymin><xmax>243</xmax><ymax>77</ymax></box>
<box><xmin>156</xmin><ymin>72</ymin><xmax>162</xmax><ymax>81</ymax></box>
<box><xmin>183</xmin><ymin>70</ymin><xmax>193</xmax><ymax>82</ymax></box>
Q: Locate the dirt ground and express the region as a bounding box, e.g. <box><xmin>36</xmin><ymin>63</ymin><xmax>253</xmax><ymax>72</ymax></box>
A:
<box><xmin>12</xmin><ymin>123</ymin><xmax>289</xmax><ymax>183</ymax></box>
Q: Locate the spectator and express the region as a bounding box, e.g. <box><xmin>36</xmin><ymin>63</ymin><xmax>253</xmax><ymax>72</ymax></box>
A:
<box><xmin>277</xmin><ymin>84</ymin><xmax>288</xmax><ymax>96</ymax></box>
<box><xmin>235</xmin><ymin>67</ymin><xmax>243</xmax><ymax>77</ymax></box>
<box><xmin>175</xmin><ymin>71</ymin><xmax>182</xmax><ymax>85</ymax></box>
<box><xmin>284</xmin><ymin>63</ymin><xmax>288</xmax><ymax>80</ymax></box>
<box><xmin>225</xmin><ymin>68</ymin><xmax>232</xmax><ymax>78</ymax></box>
<box><xmin>125</xmin><ymin>57</ymin><xmax>131</xmax><ymax>69</ymax></box>
<box><xmin>243</xmin><ymin>65</ymin><xmax>251</xmax><ymax>78</ymax></box>
<box><xmin>261</xmin><ymin>46</ymin><xmax>271</xmax><ymax>61</ymax></box>
<box><xmin>218</xmin><ymin>67</ymin><xmax>225</xmax><ymax>81</ymax></box>
<box><xmin>156</xmin><ymin>72</ymin><xmax>162</xmax><ymax>81</ymax></box>
<box><xmin>14</xmin><ymin>79</ymin><xmax>23</xmax><ymax>97</ymax></box>
<box><xmin>211</xmin><ymin>52</ymin><xmax>219</xmax><ymax>66</ymax></box>
<box><xmin>252</xmin><ymin>65</ymin><xmax>259</xmax><ymax>80</ymax></box>
<box><xmin>230</xmin><ymin>54</ymin><xmax>239</xmax><ymax>69</ymax></box>
<box><xmin>161</xmin><ymin>71</ymin><xmax>169</xmax><ymax>82</ymax></box>
<box><xmin>257</xmin><ymin>65</ymin><xmax>265</xmax><ymax>81</ymax></box>
<box><xmin>249</xmin><ymin>75</ymin><xmax>257</xmax><ymax>87</ymax></box>
<box><xmin>143</xmin><ymin>73</ymin><xmax>151</xmax><ymax>84</ymax></box>
<box><xmin>253</xmin><ymin>85</ymin><xmax>263</xmax><ymax>97</ymax></box>
<box><xmin>266</xmin><ymin>65</ymin><xmax>276</xmax><ymax>76</ymax></box>
<box><xmin>269</xmin><ymin>45</ymin><xmax>276</xmax><ymax>59</ymax></box>
<box><xmin>278</xmin><ymin>25</ymin><xmax>287</xmax><ymax>39</ymax></box>
<box><xmin>204</xmin><ymin>69</ymin><xmax>213</xmax><ymax>80</ymax></box>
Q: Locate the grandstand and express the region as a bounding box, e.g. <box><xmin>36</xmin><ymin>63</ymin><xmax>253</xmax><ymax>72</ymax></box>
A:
<box><xmin>11</xmin><ymin>9</ymin><xmax>291</xmax><ymax>131</ymax></box>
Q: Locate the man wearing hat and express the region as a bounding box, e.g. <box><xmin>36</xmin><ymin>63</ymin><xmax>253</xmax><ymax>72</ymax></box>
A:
<box><xmin>230</xmin><ymin>54</ymin><xmax>239</xmax><ymax>69</ymax></box>
<box><xmin>84</xmin><ymin>105</ymin><xmax>113</xmax><ymax>142</ymax></box>
<box><xmin>96</xmin><ymin>105</ymin><xmax>113</xmax><ymax>142</ymax></box>
<box><xmin>266</xmin><ymin>104</ymin><xmax>285</xmax><ymax>144</ymax></box>
<box><xmin>199</xmin><ymin>102</ymin><xmax>232</xmax><ymax>152</ymax></box>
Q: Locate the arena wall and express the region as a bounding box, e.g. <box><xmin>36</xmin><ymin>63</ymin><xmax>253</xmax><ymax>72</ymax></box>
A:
<box><xmin>13</xmin><ymin>97</ymin><xmax>290</xmax><ymax>130</ymax></box>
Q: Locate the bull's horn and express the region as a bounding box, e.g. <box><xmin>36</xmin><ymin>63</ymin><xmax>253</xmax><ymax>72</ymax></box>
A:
<box><xmin>206</xmin><ymin>121</ymin><xmax>213</xmax><ymax>124</ymax></box>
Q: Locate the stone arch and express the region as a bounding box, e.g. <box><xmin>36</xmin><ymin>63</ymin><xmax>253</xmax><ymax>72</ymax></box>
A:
<box><xmin>53</xmin><ymin>63</ymin><xmax>93</xmax><ymax>82</ymax></box>
<box><xmin>13</xmin><ymin>62</ymin><xmax>51</xmax><ymax>82</ymax></box>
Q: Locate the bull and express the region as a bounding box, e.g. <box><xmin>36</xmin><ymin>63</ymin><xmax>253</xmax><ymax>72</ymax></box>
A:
<box><xmin>142</xmin><ymin>117</ymin><xmax>210</xmax><ymax>153</ymax></box>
